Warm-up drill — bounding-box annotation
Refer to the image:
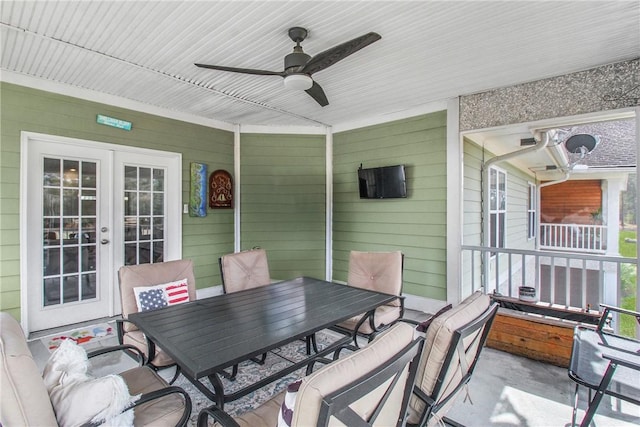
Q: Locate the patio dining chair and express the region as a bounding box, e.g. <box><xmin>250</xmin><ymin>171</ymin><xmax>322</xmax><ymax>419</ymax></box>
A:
<box><xmin>568</xmin><ymin>304</ymin><xmax>640</xmax><ymax>427</ymax></box>
<box><xmin>219</xmin><ymin>248</ymin><xmax>272</xmax><ymax>293</ymax></box>
<box><xmin>219</xmin><ymin>248</ymin><xmax>273</xmax><ymax>378</ymax></box>
<box><xmin>406</xmin><ymin>291</ymin><xmax>498</xmax><ymax>427</ymax></box>
<box><xmin>0</xmin><ymin>312</ymin><xmax>192</xmax><ymax>427</ymax></box>
<box><xmin>332</xmin><ymin>250</ymin><xmax>405</xmax><ymax>347</ymax></box>
<box><xmin>197</xmin><ymin>321</ymin><xmax>424</xmax><ymax>427</ymax></box>
<box><xmin>117</xmin><ymin>259</ymin><xmax>197</xmax><ymax>382</ymax></box>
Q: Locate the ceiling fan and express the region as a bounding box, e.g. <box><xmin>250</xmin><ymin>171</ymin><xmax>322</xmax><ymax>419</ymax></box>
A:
<box><xmin>195</xmin><ymin>27</ymin><xmax>381</xmax><ymax>107</ymax></box>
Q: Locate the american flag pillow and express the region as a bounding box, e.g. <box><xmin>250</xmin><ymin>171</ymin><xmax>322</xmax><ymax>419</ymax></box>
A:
<box><xmin>133</xmin><ymin>279</ymin><xmax>190</xmax><ymax>312</ymax></box>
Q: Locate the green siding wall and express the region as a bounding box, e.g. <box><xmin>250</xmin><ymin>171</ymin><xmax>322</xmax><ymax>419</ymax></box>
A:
<box><xmin>239</xmin><ymin>133</ymin><xmax>326</xmax><ymax>279</ymax></box>
<box><xmin>463</xmin><ymin>138</ymin><xmax>536</xmax><ymax>250</ymax></box>
<box><xmin>333</xmin><ymin>112</ymin><xmax>448</xmax><ymax>301</ymax></box>
<box><xmin>0</xmin><ymin>83</ymin><xmax>234</xmax><ymax>319</ymax></box>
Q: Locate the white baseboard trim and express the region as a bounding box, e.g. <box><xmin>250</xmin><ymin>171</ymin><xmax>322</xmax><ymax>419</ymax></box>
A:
<box><xmin>196</xmin><ymin>285</ymin><xmax>223</xmax><ymax>299</ymax></box>
<box><xmin>403</xmin><ymin>294</ymin><xmax>449</xmax><ymax>315</ymax></box>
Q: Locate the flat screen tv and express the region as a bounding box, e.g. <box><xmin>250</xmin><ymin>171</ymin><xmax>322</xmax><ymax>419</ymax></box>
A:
<box><xmin>358</xmin><ymin>164</ymin><xmax>407</xmax><ymax>199</ymax></box>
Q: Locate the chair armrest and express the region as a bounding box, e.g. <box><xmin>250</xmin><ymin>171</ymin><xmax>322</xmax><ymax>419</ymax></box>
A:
<box><xmin>116</xmin><ymin>318</ymin><xmax>158</xmax><ymax>363</ymax></box>
<box><xmin>600</xmin><ymin>304</ymin><xmax>640</xmax><ymax>318</ymax></box>
<box><xmin>197</xmin><ymin>404</ymin><xmax>240</xmax><ymax>427</ymax></box>
<box><xmin>81</xmin><ymin>386</ymin><xmax>192</xmax><ymax>427</ymax></box>
<box><xmin>598</xmin><ymin>304</ymin><xmax>640</xmax><ymax>331</ymax></box>
<box><xmin>87</xmin><ymin>344</ymin><xmax>145</xmax><ymax>365</ymax></box>
<box><xmin>602</xmin><ymin>352</ymin><xmax>640</xmax><ymax>371</ymax></box>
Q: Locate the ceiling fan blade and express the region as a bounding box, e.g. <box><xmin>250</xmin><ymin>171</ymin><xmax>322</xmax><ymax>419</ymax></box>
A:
<box><xmin>195</xmin><ymin>63</ymin><xmax>284</xmax><ymax>76</ymax></box>
<box><xmin>305</xmin><ymin>81</ymin><xmax>329</xmax><ymax>107</ymax></box>
<box><xmin>300</xmin><ymin>32</ymin><xmax>381</xmax><ymax>75</ymax></box>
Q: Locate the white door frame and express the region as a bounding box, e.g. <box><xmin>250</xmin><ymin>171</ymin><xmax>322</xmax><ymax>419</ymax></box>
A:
<box><xmin>20</xmin><ymin>131</ymin><xmax>182</xmax><ymax>333</ymax></box>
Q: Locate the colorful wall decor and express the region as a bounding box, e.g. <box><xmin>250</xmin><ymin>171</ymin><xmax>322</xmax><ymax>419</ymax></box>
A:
<box><xmin>189</xmin><ymin>162</ymin><xmax>208</xmax><ymax>217</ymax></box>
<box><xmin>209</xmin><ymin>169</ymin><xmax>233</xmax><ymax>209</ymax></box>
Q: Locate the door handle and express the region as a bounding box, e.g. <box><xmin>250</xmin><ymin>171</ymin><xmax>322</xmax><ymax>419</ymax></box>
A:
<box><xmin>101</xmin><ymin>239</ymin><xmax>110</xmax><ymax>245</ymax></box>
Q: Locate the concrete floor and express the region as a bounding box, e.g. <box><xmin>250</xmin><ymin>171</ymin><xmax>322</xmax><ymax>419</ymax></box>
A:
<box><xmin>27</xmin><ymin>314</ymin><xmax>639</xmax><ymax>426</ymax></box>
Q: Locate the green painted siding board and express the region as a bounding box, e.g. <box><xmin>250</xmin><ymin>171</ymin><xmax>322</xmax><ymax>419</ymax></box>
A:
<box><xmin>333</xmin><ymin>112</ymin><xmax>447</xmax><ymax>301</ymax></box>
<box><xmin>0</xmin><ymin>291</ymin><xmax>20</xmax><ymax>310</ymax></box>
<box><xmin>0</xmin><ymin>83</ymin><xmax>235</xmax><ymax>319</ymax></box>
<box><xmin>240</xmin><ymin>133</ymin><xmax>326</xmax><ymax>280</ymax></box>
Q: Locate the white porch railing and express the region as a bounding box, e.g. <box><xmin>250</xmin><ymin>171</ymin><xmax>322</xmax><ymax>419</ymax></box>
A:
<box><xmin>539</xmin><ymin>223</ymin><xmax>606</xmax><ymax>253</ymax></box>
<box><xmin>461</xmin><ymin>245</ymin><xmax>638</xmax><ymax>336</ymax></box>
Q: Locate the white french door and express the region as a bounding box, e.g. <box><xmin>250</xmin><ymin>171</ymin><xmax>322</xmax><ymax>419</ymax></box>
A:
<box><xmin>22</xmin><ymin>133</ymin><xmax>182</xmax><ymax>333</ymax></box>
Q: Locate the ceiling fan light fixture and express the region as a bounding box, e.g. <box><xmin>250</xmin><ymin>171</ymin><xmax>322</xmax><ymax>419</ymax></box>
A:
<box><xmin>284</xmin><ymin>74</ymin><xmax>313</xmax><ymax>91</ymax></box>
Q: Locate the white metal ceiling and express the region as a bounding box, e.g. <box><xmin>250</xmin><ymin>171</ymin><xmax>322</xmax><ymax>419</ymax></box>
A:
<box><xmin>1</xmin><ymin>1</ymin><xmax>639</xmax><ymax>129</ymax></box>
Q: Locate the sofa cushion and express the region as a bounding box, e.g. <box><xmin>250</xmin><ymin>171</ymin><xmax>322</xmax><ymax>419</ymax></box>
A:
<box><xmin>43</xmin><ymin>339</ymin><xmax>139</xmax><ymax>427</ymax></box>
<box><xmin>0</xmin><ymin>313</ymin><xmax>58</xmax><ymax>426</ymax></box>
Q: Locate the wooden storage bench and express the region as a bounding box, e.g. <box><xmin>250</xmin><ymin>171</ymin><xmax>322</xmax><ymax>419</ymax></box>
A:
<box><xmin>486</xmin><ymin>295</ymin><xmax>601</xmax><ymax>368</ymax></box>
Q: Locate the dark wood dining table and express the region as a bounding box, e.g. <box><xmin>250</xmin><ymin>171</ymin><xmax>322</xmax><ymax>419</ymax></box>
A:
<box><xmin>128</xmin><ymin>276</ymin><xmax>397</xmax><ymax>408</ymax></box>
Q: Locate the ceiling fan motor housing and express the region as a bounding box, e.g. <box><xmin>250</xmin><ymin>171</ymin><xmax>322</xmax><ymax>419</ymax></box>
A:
<box><xmin>284</xmin><ymin>49</ymin><xmax>311</xmax><ymax>73</ymax></box>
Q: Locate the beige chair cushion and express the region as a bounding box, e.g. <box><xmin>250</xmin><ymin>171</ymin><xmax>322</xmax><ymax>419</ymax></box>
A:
<box><xmin>347</xmin><ymin>251</ymin><xmax>403</xmax><ymax>305</ymax></box>
<box><xmin>118</xmin><ymin>259</ymin><xmax>196</xmax><ymax>367</ymax></box>
<box><xmin>120</xmin><ymin>367</ymin><xmax>189</xmax><ymax>427</ymax></box>
<box><xmin>407</xmin><ymin>291</ymin><xmax>491</xmax><ymax>425</ymax></box>
<box><xmin>228</xmin><ymin>322</ymin><xmax>416</xmax><ymax>427</ymax></box>
<box><xmin>230</xmin><ymin>391</ymin><xmax>285</xmax><ymax>427</ymax></box>
<box><xmin>119</xmin><ymin>259</ymin><xmax>197</xmax><ymax>333</ymax></box>
<box><xmin>220</xmin><ymin>249</ymin><xmax>271</xmax><ymax>292</ymax></box>
<box><xmin>0</xmin><ymin>313</ymin><xmax>58</xmax><ymax>426</ymax></box>
<box><xmin>336</xmin><ymin>251</ymin><xmax>403</xmax><ymax>334</ymax></box>
<box><xmin>292</xmin><ymin>322</ymin><xmax>415</xmax><ymax>426</ymax></box>
<box><xmin>122</xmin><ymin>330</ymin><xmax>175</xmax><ymax>367</ymax></box>
<box><xmin>337</xmin><ymin>305</ymin><xmax>402</xmax><ymax>334</ymax></box>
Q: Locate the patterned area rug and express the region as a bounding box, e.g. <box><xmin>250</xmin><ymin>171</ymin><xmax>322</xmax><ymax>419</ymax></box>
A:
<box><xmin>173</xmin><ymin>330</ymin><xmax>348</xmax><ymax>425</ymax></box>
<box><xmin>39</xmin><ymin>323</ymin><xmax>115</xmax><ymax>352</ymax></box>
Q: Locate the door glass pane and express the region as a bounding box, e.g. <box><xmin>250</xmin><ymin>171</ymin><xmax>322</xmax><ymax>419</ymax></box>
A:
<box><xmin>153</xmin><ymin>169</ymin><xmax>164</xmax><ymax>191</ymax></box>
<box><xmin>63</xmin><ymin>189</ymin><xmax>79</xmax><ymax>216</ymax></box>
<box><xmin>152</xmin><ymin>241</ymin><xmax>164</xmax><ymax>263</ymax></box>
<box><xmin>125</xmin><ymin>166</ymin><xmax>137</xmax><ymax>190</ymax></box>
<box><xmin>43</xmin><ymin>188</ymin><xmax>61</xmax><ymax>216</ymax></box>
<box><xmin>139</xmin><ymin>168</ymin><xmax>151</xmax><ymax>191</ymax></box>
<box><xmin>43</xmin><ymin>278</ymin><xmax>60</xmax><ymax>306</ymax></box>
<box><xmin>63</xmin><ymin>160</ymin><xmax>79</xmax><ymax>187</ymax></box>
<box><xmin>139</xmin><ymin>192</ymin><xmax>151</xmax><ymax>215</ymax></box>
<box><xmin>44</xmin><ymin>218</ymin><xmax>60</xmax><ymax>245</ymax></box>
<box><xmin>44</xmin><ymin>248</ymin><xmax>60</xmax><ymax>276</ymax></box>
<box><xmin>124</xmin><ymin>192</ymin><xmax>137</xmax><ymax>215</ymax></box>
<box><xmin>123</xmin><ymin>166</ymin><xmax>165</xmax><ymax>265</ymax></box>
<box><xmin>82</xmin><ymin>161</ymin><xmax>97</xmax><ymax>188</ymax></box>
<box><xmin>153</xmin><ymin>193</ymin><xmax>164</xmax><ymax>215</ymax></box>
<box><xmin>42</xmin><ymin>157</ymin><xmax>98</xmax><ymax>308</ymax></box>
<box><xmin>63</xmin><ymin>276</ymin><xmax>79</xmax><ymax>303</ymax></box>
<box><xmin>81</xmin><ymin>190</ymin><xmax>96</xmax><ymax>215</ymax></box>
<box><xmin>44</xmin><ymin>158</ymin><xmax>60</xmax><ymax>186</ymax></box>
<box><xmin>124</xmin><ymin>243</ymin><xmax>137</xmax><ymax>265</ymax></box>
<box><xmin>81</xmin><ymin>274</ymin><xmax>97</xmax><ymax>300</ymax></box>
<box><xmin>153</xmin><ymin>216</ymin><xmax>164</xmax><ymax>240</ymax></box>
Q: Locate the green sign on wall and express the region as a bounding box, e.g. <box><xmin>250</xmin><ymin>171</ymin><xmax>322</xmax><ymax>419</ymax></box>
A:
<box><xmin>96</xmin><ymin>114</ymin><xmax>132</xmax><ymax>131</ymax></box>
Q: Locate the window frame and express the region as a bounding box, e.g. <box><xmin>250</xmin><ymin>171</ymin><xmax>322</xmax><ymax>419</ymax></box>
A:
<box><xmin>527</xmin><ymin>182</ymin><xmax>537</xmax><ymax>240</ymax></box>
<box><xmin>488</xmin><ymin>167</ymin><xmax>507</xmax><ymax>252</ymax></box>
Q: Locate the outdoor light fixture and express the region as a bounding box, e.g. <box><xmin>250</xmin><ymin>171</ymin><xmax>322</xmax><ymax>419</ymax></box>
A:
<box><xmin>283</xmin><ymin>74</ymin><xmax>313</xmax><ymax>90</ymax></box>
